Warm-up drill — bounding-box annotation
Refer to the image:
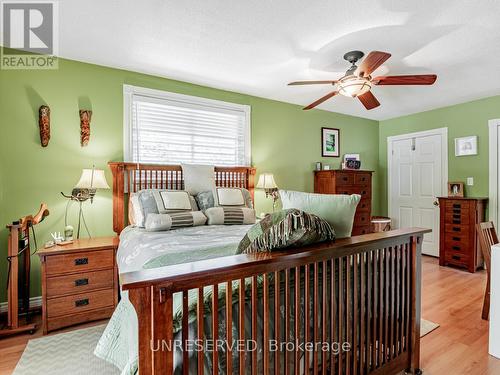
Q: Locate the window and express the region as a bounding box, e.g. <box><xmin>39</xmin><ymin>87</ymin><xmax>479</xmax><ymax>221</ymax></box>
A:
<box><xmin>124</xmin><ymin>85</ymin><xmax>251</xmax><ymax>166</ymax></box>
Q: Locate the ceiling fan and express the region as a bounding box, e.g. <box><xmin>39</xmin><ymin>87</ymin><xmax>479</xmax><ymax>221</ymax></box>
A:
<box><xmin>288</xmin><ymin>50</ymin><xmax>437</xmax><ymax>110</ymax></box>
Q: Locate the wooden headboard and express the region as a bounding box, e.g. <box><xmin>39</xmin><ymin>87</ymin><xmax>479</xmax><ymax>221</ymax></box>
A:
<box><xmin>108</xmin><ymin>162</ymin><xmax>256</xmax><ymax>234</ymax></box>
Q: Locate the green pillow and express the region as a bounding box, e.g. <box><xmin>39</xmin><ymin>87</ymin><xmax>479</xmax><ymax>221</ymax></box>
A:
<box><xmin>237</xmin><ymin>209</ymin><xmax>335</xmax><ymax>254</ymax></box>
<box><xmin>279</xmin><ymin>190</ymin><xmax>361</xmax><ymax>238</ymax></box>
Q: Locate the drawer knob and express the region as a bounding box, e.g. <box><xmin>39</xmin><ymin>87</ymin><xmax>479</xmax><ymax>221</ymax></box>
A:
<box><xmin>452</xmin><ymin>236</ymin><xmax>460</xmax><ymax>241</ymax></box>
<box><xmin>343</xmin><ymin>177</ymin><xmax>348</xmax><ymax>181</ymax></box>
<box><xmin>75</xmin><ymin>257</ymin><xmax>89</xmax><ymax>266</ymax></box>
<box><xmin>452</xmin><ymin>246</ymin><xmax>460</xmax><ymax>251</ymax></box>
<box><xmin>453</xmin><ymin>204</ymin><xmax>461</xmax><ymax>208</ymax></box>
<box><xmin>452</xmin><ymin>255</ymin><xmax>461</xmax><ymax>260</ymax></box>
<box><xmin>452</xmin><ymin>219</ymin><xmax>461</xmax><ymax>224</ymax></box>
<box><xmin>75</xmin><ymin>298</ymin><xmax>89</xmax><ymax>307</ymax></box>
<box><xmin>75</xmin><ymin>278</ymin><xmax>89</xmax><ymax>287</ymax></box>
<box><xmin>452</xmin><ymin>227</ymin><xmax>461</xmax><ymax>232</ymax></box>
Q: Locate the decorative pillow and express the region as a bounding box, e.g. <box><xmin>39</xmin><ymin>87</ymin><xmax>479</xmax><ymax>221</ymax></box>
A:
<box><xmin>144</xmin><ymin>211</ymin><xmax>207</xmax><ymax>232</ymax></box>
<box><xmin>158</xmin><ymin>191</ymin><xmax>192</xmax><ymax>211</ymax></box>
<box><xmin>237</xmin><ymin>209</ymin><xmax>335</xmax><ymax>254</ymax></box>
<box><xmin>205</xmin><ymin>207</ymin><xmax>256</xmax><ymax>225</ymax></box>
<box><xmin>195</xmin><ymin>190</ymin><xmax>216</xmax><ymax>211</ymax></box>
<box><xmin>279</xmin><ymin>190</ymin><xmax>360</xmax><ymax>238</ymax></box>
<box><xmin>128</xmin><ymin>193</ymin><xmax>144</xmax><ymax>227</ymax></box>
<box><xmin>134</xmin><ymin>189</ymin><xmax>198</xmax><ymax>227</ymax></box>
<box><xmin>181</xmin><ymin>164</ymin><xmax>215</xmax><ymax>196</ymax></box>
<box><xmin>196</xmin><ymin>188</ymin><xmax>253</xmax><ymax>211</ymax></box>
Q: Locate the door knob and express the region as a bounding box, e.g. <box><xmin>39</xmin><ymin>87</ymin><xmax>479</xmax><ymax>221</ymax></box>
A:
<box><xmin>433</xmin><ymin>200</ymin><xmax>439</xmax><ymax>207</ymax></box>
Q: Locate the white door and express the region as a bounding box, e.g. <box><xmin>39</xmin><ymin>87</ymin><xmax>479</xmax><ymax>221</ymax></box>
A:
<box><xmin>390</xmin><ymin>133</ymin><xmax>444</xmax><ymax>256</ymax></box>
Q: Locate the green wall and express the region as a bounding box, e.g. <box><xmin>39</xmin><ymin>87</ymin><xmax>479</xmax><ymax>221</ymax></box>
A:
<box><xmin>0</xmin><ymin>56</ymin><xmax>379</xmax><ymax>302</ymax></box>
<box><xmin>378</xmin><ymin>95</ymin><xmax>500</xmax><ymax>215</ymax></box>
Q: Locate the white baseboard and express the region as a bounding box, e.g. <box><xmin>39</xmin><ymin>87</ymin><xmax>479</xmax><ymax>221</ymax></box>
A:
<box><xmin>0</xmin><ymin>296</ymin><xmax>42</xmax><ymax>313</ymax></box>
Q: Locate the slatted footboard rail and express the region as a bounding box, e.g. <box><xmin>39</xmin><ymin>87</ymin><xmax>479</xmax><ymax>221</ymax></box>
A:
<box><xmin>121</xmin><ymin>228</ymin><xmax>429</xmax><ymax>375</ymax></box>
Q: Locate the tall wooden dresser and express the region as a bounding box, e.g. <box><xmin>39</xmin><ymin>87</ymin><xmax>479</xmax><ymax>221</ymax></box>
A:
<box><xmin>314</xmin><ymin>170</ymin><xmax>373</xmax><ymax>236</ymax></box>
<box><xmin>438</xmin><ymin>197</ymin><xmax>487</xmax><ymax>273</ymax></box>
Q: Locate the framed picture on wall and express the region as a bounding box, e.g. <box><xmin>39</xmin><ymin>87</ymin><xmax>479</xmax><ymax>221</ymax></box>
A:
<box><xmin>321</xmin><ymin>127</ymin><xmax>340</xmax><ymax>157</ymax></box>
<box><xmin>455</xmin><ymin>136</ymin><xmax>478</xmax><ymax>156</ymax></box>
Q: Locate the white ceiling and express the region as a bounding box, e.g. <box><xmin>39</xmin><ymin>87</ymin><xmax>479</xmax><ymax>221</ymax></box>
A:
<box><xmin>59</xmin><ymin>0</ymin><xmax>500</xmax><ymax>120</ymax></box>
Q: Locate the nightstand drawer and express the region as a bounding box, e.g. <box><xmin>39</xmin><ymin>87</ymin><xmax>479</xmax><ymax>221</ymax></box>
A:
<box><xmin>46</xmin><ymin>269</ymin><xmax>114</xmax><ymax>298</ymax></box>
<box><xmin>47</xmin><ymin>289</ymin><xmax>114</xmax><ymax>318</ymax></box>
<box><xmin>45</xmin><ymin>249</ymin><xmax>114</xmax><ymax>276</ymax></box>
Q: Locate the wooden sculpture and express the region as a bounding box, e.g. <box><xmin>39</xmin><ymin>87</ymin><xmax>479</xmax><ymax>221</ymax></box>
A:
<box><xmin>0</xmin><ymin>204</ymin><xmax>49</xmax><ymax>337</ymax></box>
<box><xmin>80</xmin><ymin>110</ymin><xmax>92</xmax><ymax>146</ymax></box>
<box><xmin>38</xmin><ymin>105</ymin><xmax>50</xmax><ymax>147</ymax></box>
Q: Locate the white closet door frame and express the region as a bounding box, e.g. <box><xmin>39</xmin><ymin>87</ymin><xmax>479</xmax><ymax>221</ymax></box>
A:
<box><xmin>488</xmin><ymin>119</ymin><xmax>500</xmax><ymax>226</ymax></box>
<box><xmin>387</xmin><ymin>127</ymin><xmax>448</xmax><ymax>224</ymax></box>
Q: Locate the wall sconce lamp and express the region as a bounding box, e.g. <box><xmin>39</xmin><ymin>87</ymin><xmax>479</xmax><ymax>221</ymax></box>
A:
<box><xmin>256</xmin><ymin>173</ymin><xmax>279</xmax><ymax>211</ymax></box>
<box><xmin>61</xmin><ymin>166</ymin><xmax>110</xmax><ymax>238</ymax></box>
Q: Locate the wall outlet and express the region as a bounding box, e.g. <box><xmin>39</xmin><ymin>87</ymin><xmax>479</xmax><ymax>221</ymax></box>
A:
<box><xmin>467</xmin><ymin>177</ymin><xmax>474</xmax><ymax>186</ymax></box>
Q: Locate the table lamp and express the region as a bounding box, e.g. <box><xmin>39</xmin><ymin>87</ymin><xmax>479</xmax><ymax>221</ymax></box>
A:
<box><xmin>61</xmin><ymin>166</ymin><xmax>110</xmax><ymax>238</ymax></box>
<box><xmin>256</xmin><ymin>173</ymin><xmax>279</xmax><ymax>211</ymax></box>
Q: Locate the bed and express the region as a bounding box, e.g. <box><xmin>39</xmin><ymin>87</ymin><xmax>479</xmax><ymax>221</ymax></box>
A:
<box><xmin>101</xmin><ymin>162</ymin><xmax>428</xmax><ymax>375</ymax></box>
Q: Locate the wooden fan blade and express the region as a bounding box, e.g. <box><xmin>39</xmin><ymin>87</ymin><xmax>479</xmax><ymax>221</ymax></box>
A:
<box><xmin>288</xmin><ymin>80</ymin><xmax>338</xmax><ymax>86</ymax></box>
<box><xmin>358</xmin><ymin>91</ymin><xmax>380</xmax><ymax>110</ymax></box>
<box><xmin>355</xmin><ymin>51</ymin><xmax>391</xmax><ymax>77</ymax></box>
<box><xmin>303</xmin><ymin>91</ymin><xmax>338</xmax><ymax>110</ymax></box>
<box><xmin>372</xmin><ymin>74</ymin><xmax>437</xmax><ymax>85</ymax></box>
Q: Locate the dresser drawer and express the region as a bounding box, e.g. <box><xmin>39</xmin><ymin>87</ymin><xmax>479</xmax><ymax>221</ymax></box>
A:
<box><xmin>444</xmin><ymin>200</ymin><xmax>470</xmax><ymax>211</ymax></box>
<box><xmin>354</xmin><ymin>211</ymin><xmax>370</xmax><ymax>226</ymax></box>
<box><xmin>46</xmin><ymin>269</ymin><xmax>114</xmax><ymax>298</ymax></box>
<box><xmin>335</xmin><ymin>172</ymin><xmax>355</xmax><ymax>185</ymax></box>
<box><xmin>354</xmin><ymin>173</ymin><xmax>371</xmax><ymax>185</ymax></box>
<box><xmin>444</xmin><ymin>250</ymin><xmax>470</xmax><ymax>267</ymax></box>
<box><xmin>444</xmin><ymin>209</ymin><xmax>470</xmax><ymax>225</ymax></box>
<box><xmin>357</xmin><ymin>198</ymin><xmax>371</xmax><ymax>212</ymax></box>
<box><xmin>351</xmin><ymin>225</ymin><xmax>371</xmax><ymax>236</ymax></box>
<box><xmin>337</xmin><ymin>185</ymin><xmax>371</xmax><ymax>198</ymax></box>
<box><xmin>47</xmin><ymin>289</ymin><xmax>114</xmax><ymax>318</ymax></box>
<box><xmin>45</xmin><ymin>249</ymin><xmax>114</xmax><ymax>276</ymax></box>
<box><xmin>444</xmin><ymin>232</ymin><xmax>471</xmax><ymax>247</ymax></box>
<box><xmin>444</xmin><ymin>242</ymin><xmax>468</xmax><ymax>256</ymax></box>
<box><xmin>444</xmin><ymin>223</ymin><xmax>470</xmax><ymax>234</ymax></box>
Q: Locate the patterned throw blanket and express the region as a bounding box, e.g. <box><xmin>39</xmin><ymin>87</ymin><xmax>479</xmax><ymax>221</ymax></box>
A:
<box><xmin>238</xmin><ymin>208</ymin><xmax>335</xmax><ymax>253</ymax></box>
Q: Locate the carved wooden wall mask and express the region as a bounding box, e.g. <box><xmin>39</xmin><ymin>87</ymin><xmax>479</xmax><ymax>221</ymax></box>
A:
<box><xmin>38</xmin><ymin>105</ymin><xmax>50</xmax><ymax>147</ymax></box>
<box><xmin>79</xmin><ymin>110</ymin><xmax>92</xmax><ymax>147</ymax></box>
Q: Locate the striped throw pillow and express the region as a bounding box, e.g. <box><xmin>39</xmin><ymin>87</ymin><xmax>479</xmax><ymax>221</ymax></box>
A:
<box><xmin>205</xmin><ymin>207</ymin><xmax>256</xmax><ymax>225</ymax></box>
<box><xmin>144</xmin><ymin>211</ymin><xmax>207</xmax><ymax>231</ymax></box>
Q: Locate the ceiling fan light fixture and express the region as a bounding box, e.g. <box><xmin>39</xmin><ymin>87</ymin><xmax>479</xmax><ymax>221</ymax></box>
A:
<box><xmin>337</xmin><ymin>75</ymin><xmax>372</xmax><ymax>97</ymax></box>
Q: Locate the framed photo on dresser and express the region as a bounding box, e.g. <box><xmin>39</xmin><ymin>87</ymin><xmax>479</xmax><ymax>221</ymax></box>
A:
<box><xmin>321</xmin><ymin>127</ymin><xmax>340</xmax><ymax>157</ymax></box>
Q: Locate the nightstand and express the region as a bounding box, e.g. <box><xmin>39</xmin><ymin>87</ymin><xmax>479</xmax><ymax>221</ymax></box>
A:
<box><xmin>38</xmin><ymin>237</ymin><xmax>119</xmax><ymax>334</ymax></box>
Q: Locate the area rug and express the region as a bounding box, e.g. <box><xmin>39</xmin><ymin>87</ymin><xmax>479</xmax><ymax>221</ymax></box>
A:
<box><xmin>421</xmin><ymin>318</ymin><xmax>440</xmax><ymax>337</ymax></box>
<box><xmin>13</xmin><ymin>324</ymin><xmax>119</xmax><ymax>375</ymax></box>
<box><xmin>14</xmin><ymin>319</ymin><xmax>440</xmax><ymax>374</ymax></box>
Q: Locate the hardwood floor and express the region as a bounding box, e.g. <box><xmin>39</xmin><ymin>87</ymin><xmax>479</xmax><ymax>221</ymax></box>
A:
<box><xmin>0</xmin><ymin>256</ymin><xmax>499</xmax><ymax>374</ymax></box>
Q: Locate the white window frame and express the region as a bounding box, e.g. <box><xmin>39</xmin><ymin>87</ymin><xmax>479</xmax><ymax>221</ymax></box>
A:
<box><xmin>123</xmin><ymin>84</ymin><xmax>251</xmax><ymax>165</ymax></box>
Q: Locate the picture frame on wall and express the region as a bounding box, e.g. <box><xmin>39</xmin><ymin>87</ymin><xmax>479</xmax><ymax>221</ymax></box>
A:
<box><xmin>455</xmin><ymin>135</ymin><xmax>477</xmax><ymax>156</ymax></box>
<box><xmin>448</xmin><ymin>181</ymin><xmax>464</xmax><ymax>197</ymax></box>
<box><xmin>321</xmin><ymin>127</ymin><xmax>340</xmax><ymax>157</ymax></box>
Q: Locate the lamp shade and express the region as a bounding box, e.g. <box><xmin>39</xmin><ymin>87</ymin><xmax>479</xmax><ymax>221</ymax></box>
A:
<box><xmin>75</xmin><ymin>169</ymin><xmax>110</xmax><ymax>189</ymax></box>
<box><xmin>256</xmin><ymin>173</ymin><xmax>278</xmax><ymax>189</ymax></box>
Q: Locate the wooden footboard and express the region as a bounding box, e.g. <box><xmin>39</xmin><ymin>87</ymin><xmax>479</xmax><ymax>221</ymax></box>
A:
<box><xmin>121</xmin><ymin>228</ymin><xmax>429</xmax><ymax>375</ymax></box>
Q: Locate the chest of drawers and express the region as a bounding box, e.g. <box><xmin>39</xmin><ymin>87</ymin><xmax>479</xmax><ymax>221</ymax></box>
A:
<box><xmin>314</xmin><ymin>170</ymin><xmax>373</xmax><ymax>236</ymax></box>
<box><xmin>38</xmin><ymin>237</ymin><xmax>119</xmax><ymax>334</ymax></box>
<box><xmin>438</xmin><ymin>197</ymin><xmax>487</xmax><ymax>273</ymax></box>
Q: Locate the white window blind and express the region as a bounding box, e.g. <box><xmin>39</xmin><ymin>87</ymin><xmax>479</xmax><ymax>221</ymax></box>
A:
<box><xmin>124</xmin><ymin>85</ymin><xmax>251</xmax><ymax>166</ymax></box>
